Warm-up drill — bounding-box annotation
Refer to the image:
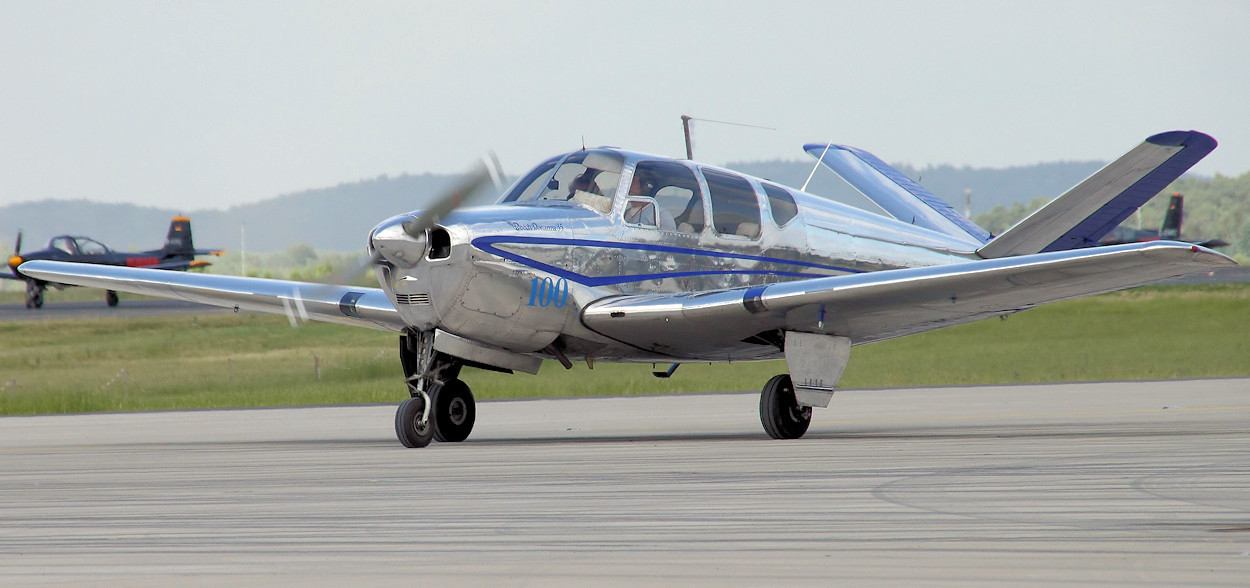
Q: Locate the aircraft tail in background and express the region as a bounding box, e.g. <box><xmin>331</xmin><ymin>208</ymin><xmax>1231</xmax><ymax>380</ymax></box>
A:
<box><xmin>1160</xmin><ymin>192</ymin><xmax>1183</xmax><ymax>239</ymax></box>
<box><xmin>162</xmin><ymin>216</ymin><xmax>222</xmax><ymax>260</ymax></box>
<box><xmin>163</xmin><ymin>216</ymin><xmax>195</xmax><ymax>256</ymax></box>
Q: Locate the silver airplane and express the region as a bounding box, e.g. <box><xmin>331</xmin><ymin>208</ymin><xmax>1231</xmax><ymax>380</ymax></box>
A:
<box><xmin>21</xmin><ymin>130</ymin><xmax>1234</xmax><ymax>448</ymax></box>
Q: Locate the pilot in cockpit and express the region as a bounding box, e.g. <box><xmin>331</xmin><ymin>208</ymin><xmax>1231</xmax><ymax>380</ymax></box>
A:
<box><xmin>568</xmin><ymin>170</ymin><xmax>600</xmax><ymax>199</ymax></box>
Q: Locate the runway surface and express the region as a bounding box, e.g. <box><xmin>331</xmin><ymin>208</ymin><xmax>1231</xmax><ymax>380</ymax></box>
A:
<box><xmin>2</xmin><ymin>379</ymin><xmax>1249</xmax><ymax>585</ymax></box>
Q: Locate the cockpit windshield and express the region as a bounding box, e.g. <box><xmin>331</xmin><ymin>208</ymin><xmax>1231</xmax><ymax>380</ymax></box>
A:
<box><xmin>499</xmin><ymin>150</ymin><xmax>624</xmax><ymax>214</ymax></box>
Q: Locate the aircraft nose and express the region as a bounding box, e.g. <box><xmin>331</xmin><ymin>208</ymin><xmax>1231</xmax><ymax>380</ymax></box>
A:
<box><xmin>370</xmin><ymin>213</ymin><xmax>428</xmax><ymax>267</ymax></box>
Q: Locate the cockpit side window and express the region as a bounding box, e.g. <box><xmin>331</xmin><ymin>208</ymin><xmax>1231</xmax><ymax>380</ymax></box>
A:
<box><xmin>529</xmin><ymin>150</ymin><xmax>624</xmax><ymax>214</ymax></box>
<box><xmin>630</xmin><ymin>160</ymin><xmax>702</xmax><ymax>233</ymax></box>
<box><xmin>762</xmin><ymin>183</ymin><xmax>799</xmax><ymax>226</ymax></box>
<box><xmin>499</xmin><ymin>155</ymin><xmax>560</xmax><ymax>204</ymax></box>
<box><xmin>701</xmin><ymin>168</ymin><xmax>761</xmax><ymax>238</ymax></box>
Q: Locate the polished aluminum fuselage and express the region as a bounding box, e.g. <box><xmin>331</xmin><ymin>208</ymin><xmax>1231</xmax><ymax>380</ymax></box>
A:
<box><xmin>373</xmin><ymin>150</ymin><xmax>979</xmax><ymax>363</ymax></box>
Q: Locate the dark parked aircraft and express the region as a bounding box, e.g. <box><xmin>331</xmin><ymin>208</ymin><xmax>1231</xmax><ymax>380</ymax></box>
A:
<box><xmin>3</xmin><ymin>216</ymin><xmax>221</xmax><ymax>308</ymax></box>
<box><xmin>1098</xmin><ymin>192</ymin><xmax>1228</xmax><ymax>249</ymax></box>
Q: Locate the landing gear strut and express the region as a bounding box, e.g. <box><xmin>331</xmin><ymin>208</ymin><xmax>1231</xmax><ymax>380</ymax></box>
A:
<box><xmin>759</xmin><ymin>374</ymin><xmax>811</xmax><ymax>439</ymax></box>
<box><xmin>24</xmin><ymin>281</ymin><xmax>44</xmax><ymax>309</ymax></box>
<box><xmin>395</xmin><ymin>330</ymin><xmax>476</xmax><ymax>448</ymax></box>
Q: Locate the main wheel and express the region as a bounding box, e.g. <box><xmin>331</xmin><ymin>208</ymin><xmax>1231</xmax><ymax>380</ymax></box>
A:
<box><xmin>430</xmin><ymin>379</ymin><xmax>476</xmax><ymax>443</ymax></box>
<box><xmin>759</xmin><ymin>374</ymin><xmax>811</xmax><ymax>440</ymax></box>
<box><xmin>106</xmin><ymin>290</ymin><xmax>119</xmax><ymax>307</ymax></box>
<box><xmin>395</xmin><ymin>396</ymin><xmax>434</xmax><ymax>448</ymax></box>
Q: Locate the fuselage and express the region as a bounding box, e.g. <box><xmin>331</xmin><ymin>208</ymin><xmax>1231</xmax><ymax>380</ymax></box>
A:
<box><xmin>371</xmin><ymin>148</ymin><xmax>979</xmax><ymax>362</ymax></box>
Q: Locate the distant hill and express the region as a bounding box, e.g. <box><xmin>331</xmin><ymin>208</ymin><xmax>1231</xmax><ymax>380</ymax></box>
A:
<box><xmin>0</xmin><ymin>173</ymin><xmax>486</xmax><ymax>254</ymax></box>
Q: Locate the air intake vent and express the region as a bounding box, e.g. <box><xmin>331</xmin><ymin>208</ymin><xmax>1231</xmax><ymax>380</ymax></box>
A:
<box><xmin>428</xmin><ymin>227</ymin><xmax>452</xmax><ymax>259</ymax></box>
<box><xmin>395</xmin><ymin>293</ymin><xmax>430</xmax><ymax>306</ymax></box>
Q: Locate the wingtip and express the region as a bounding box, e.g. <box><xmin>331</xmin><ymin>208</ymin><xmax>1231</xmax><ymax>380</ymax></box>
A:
<box><xmin>1141</xmin><ymin>240</ymin><xmax>1238</xmax><ymax>267</ymax></box>
<box><xmin>1145</xmin><ymin>130</ymin><xmax>1217</xmax><ymax>151</ymax></box>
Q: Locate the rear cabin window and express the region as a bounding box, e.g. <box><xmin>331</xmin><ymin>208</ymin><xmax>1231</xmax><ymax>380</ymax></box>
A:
<box><xmin>762</xmin><ymin>183</ymin><xmax>799</xmax><ymax>226</ymax></box>
<box><xmin>701</xmin><ymin>169</ymin><xmax>761</xmax><ymax>238</ymax></box>
<box><xmin>628</xmin><ymin>160</ymin><xmax>704</xmax><ymax>233</ymax></box>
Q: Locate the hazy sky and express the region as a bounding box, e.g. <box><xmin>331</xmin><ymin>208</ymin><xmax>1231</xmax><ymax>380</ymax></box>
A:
<box><xmin>1</xmin><ymin>0</ymin><xmax>1247</xmax><ymax>210</ymax></box>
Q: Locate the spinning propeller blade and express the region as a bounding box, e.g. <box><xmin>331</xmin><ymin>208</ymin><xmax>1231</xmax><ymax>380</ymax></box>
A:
<box><xmin>320</xmin><ymin>154</ymin><xmax>503</xmax><ymax>289</ymax></box>
<box><xmin>399</xmin><ymin>154</ymin><xmax>500</xmax><ymax>240</ymax></box>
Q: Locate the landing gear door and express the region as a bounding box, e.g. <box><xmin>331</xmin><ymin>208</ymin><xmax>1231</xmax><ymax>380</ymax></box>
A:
<box><xmin>783</xmin><ymin>331</ymin><xmax>851</xmax><ymax>408</ymax></box>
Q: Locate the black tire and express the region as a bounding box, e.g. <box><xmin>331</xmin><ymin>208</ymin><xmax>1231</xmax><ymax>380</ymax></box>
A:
<box><xmin>395</xmin><ymin>396</ymin><xmax>433</xmax><ymax>448</ymax></box>
<box><xmin>430</xmin><ymin>379</ymin><xmax>476</xmax><ymax>443</ymax></box>
<box><xmin>759</xmin><ymin>374</ymin><xmax>811</xmax><ymax>440</ymax></box>
<box><xmin>106</xmin><ymin>291</ymin><xmax>119</xmax><ymax>307</ymax></box>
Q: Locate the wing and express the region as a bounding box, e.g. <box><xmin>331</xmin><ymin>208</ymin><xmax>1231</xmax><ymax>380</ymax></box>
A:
<box><xmin>18</xmin><ymin>260</ymin><xmax>405</xmax><ymax>332</ymax></box>
<box><xmin>581</xmin><ymin>242</ymin><xmax>1235</xmax><ymax>356</ymax></box>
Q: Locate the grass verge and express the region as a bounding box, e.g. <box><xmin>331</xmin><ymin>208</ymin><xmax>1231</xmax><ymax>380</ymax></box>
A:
<box><xmin>2</xmin><ymin>284</ymin><xmax>1248</xmax><ymax>415</ymax></box>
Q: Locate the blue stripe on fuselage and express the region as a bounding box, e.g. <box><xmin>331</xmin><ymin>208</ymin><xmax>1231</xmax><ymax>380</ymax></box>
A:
<box><xmin>470</xmin><ymin>235</ymin><xmax>861</xmax><ymax>287</ymax></box>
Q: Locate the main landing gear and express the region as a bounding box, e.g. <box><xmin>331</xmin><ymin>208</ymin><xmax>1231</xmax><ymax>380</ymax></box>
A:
<box><xmin>106</xmin><ymin>290</ymin><xmax>119</xmax><ymax>307</ymax></box>
<box><xmin>24</xmin><ymin>280</ymin><xmax>44</xmax><ymax>309</ymax></box>
<box><xmin>394</xmin><ymin>330</ymin><xmax>477</xmax><ymax>448</ymax></box>
<box><xmin>759</xmin><ymin>374</ymin><xmax>811</xmax><ymax>439</ymax></box>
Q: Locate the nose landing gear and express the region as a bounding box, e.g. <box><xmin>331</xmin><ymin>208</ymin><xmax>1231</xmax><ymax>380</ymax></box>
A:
<box><xmin>395</xmin><ymin>330</ymin><xmax>476</xmax><ymax>448</ymax></box>
<box><xmin>24</xmin><ymin>280</ymin><xmax>44</xmax><ymax>309</ymax></box>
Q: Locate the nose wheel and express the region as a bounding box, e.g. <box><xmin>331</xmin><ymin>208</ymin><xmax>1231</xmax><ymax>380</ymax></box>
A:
<box><xmin>395</xmin><ymin>330</ymin><xmax>476</xmax><ymax>448</ymax></box>
<box><xmin>395</xmin><ymin>395</ymin><xmax>434</xmax><ymax>448</ymax></box>
<box><xmin>393</xmin><ymin>379</ymin><xmax>477</xmax><ymax>447</ymax></box>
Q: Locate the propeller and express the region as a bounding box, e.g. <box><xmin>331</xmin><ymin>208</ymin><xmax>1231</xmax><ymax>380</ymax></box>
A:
<box><xmin>369</xmin><ymin>155</ymin><xmax>501</xmax><ymax>270</ymax></box>
<box><xmin>402</xmin><ymin>152</ymin><xmax>502</xmax><ymax>240</ymax></box>
<box><xmin>286</xmin><ymin>154</ymin><xmax>504</xmax><ymax>328</ymax></box>
<box><xmin>7</xmin><ymin>230</ymin><xmax>22</xmax><ymax>271</ymax></box>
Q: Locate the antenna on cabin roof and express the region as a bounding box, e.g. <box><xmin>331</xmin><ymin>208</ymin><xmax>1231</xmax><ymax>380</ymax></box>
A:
<box><xmin>680</xmin><ymin>115</ymin><xmax>776</xmax><ymax>160</ymax></box>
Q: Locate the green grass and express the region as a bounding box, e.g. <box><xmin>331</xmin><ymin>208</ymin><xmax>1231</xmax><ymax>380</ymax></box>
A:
<box><xmin>2</xmin><ymin>284</ymin><xmax>1249</xmax><ymax>415</ymax></box>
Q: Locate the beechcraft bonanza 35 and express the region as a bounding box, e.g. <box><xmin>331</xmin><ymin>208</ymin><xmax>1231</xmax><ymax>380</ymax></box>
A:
<box><xmin>5</xmin><ymin>216</ymin><xmax>222</xmax><ymax>308</ymax></box>
<box><xmin>20</xmin><ymin>130</ymin><xmax>1234</xmax><ymax>447</ymax></box>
